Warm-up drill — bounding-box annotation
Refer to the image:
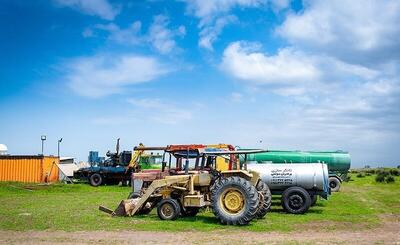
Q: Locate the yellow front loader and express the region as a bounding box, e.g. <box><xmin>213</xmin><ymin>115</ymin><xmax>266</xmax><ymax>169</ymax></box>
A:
<box><xmin>99</xmin><ymin>145</ymin><xmax>271</xmax><ymax>225</ymax></box>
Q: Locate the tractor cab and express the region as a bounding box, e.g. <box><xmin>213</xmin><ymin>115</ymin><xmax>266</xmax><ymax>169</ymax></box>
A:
<box><xmin>129</xmin><ymin>144</ymin><xmax>261</xmax><ymax>195</ymax></box>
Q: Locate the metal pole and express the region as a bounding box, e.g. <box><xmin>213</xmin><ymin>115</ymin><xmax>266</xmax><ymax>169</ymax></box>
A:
<box><xmin>58</xmin><ymin>138</ymin><xmax>63</xmax><ymax>157</ymax></box>
<box><xmin>41</xmin><ymin>135</ymin><xmax>46</xmax><ymax>156</ymax></box>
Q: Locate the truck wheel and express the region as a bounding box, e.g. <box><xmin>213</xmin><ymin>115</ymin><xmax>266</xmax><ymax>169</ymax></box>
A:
<box><xmin>89</xmin><ymin>173</ymin><xmax>103</xmax><ymax>187</ymax></box>
<box><xmin>329</xmin><ymin>177</ymin><xmax>341</xmax><ymax>192</ymax></box>
<box><xmin>157</xmin><ymin>198</ymin><xmax>181</xmax><ymax>220</ymax></box>
<box><xmin>310</xmin><ymin>194</ymin><xmax>318</xmax><ymax>206</ymax></box>
<box><xmin>181</xmin><ymin>207</ymin><xmax>200</xmax><ymax>217</ymax></box>
<box><xmin>255</xmin><ymin>180</ymin><xmax>272</xmax><ymax>219</ymax></box>
<box><xmin>281</xmin><ymin>187</ymin><xmax>311</xmax><ymax>214</ymax></box>
<box><xmin>211</xmin><ymin>176</ymin><xmax>259</xmax><ymax>225</ymax></box>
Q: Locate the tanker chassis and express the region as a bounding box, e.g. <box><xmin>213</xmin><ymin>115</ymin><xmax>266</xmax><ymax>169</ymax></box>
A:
<box><xmin>248</xmin><ymin>163</ymin><xmax>330</xmax><ymax>214</ymax></box>
<box><xmin>245</xmin><ymin>150</ymin><xmax>350</xmax><ymax>192</ymax></box>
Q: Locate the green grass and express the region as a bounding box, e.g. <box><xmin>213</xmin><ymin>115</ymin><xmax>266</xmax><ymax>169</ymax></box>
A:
<box><xmin>0</xmin><ymin>174</ymin><xmax>399</xmax><ymax>232</ymax></box>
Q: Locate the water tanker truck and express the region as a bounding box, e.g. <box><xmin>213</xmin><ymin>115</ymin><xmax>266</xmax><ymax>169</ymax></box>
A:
<box><xmin>243</xmin><ymin>150</ymin><xmax>351</xmax><ymax>192</ymax></box>
<box><xmin>247</xmin><ymin>163</ymin><xmax>330</xmax><ymax>214</ymax></box>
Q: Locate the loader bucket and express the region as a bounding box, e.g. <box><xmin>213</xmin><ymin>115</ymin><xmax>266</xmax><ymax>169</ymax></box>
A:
<box><xmin>98</xmin><ymin>198</ymin><xmax>140</xmax><ymax>217</ymax></box>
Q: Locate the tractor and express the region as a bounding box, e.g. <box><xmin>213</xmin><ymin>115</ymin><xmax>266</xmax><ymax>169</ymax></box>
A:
<box><xmin>100</xmin><ymin>144</ymin><xmax>272</xmax><ymax>225</ymax></box>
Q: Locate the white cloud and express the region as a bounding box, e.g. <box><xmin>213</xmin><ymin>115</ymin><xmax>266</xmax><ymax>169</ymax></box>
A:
<box><xmin>277</xmin><ymin>0</ymin><xmax>400</xmax><ymax>65</ymax></box>
<box><xmin>148</xmin><ymin>15</ymin><xmax>186</xmax><ymax>54</ymax></box>
<box><xmin>221</xmin><ymin>41</ymin><xmax>383</xmax><ymax>92</ymax></box>
<box><xmin>128</xmin><ymin>98</ymin><xmax>192</xmax><ymax>124</ymax></box>
<box><xmin>184</xmin><ymin>0</ymin><xmax>265</xmax><ymax>23</ymax></box>
<box><xmin>90</xmin><ymin>15</ymin><xmax>185</xmax><ymax>54</ymax></box>
<box><xmin>54</xmin><ymin>0</ymin><xmax>119</xmax><ymax>20</ymax></box>
<box><xmin>95</xmin><ymin>21</ymin><xmax>142</xmax><ymax>45</ymax></box>
<box><xmin>65</xmin><ymin>54</ymin><xmax>171</xmax><ymax>97</ymax></box>
<box><xmin>199</xmin><ymin>15</ymin><xmax>237</xmax><ymax>50</ymax></box>
<box><xmin>183</xmin><ymin>0</ymin><xmax>266</xmax><ymax>50</ymax></box>
<box><xmin>221</xmin><ymin>41</ymin><xmax>320</xmax><ymax>86</ymax></box>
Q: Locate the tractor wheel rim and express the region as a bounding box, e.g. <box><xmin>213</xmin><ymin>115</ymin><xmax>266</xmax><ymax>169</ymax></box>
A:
<box><xmin>161</xmin><ymin>203</ymin><xmax>174</xmax><ymax>218</ymax></box>
<box><xmin>330</xmin><ymin>181</ymin><xmax>337</xmax><ymax>188</ymax></box>
<box><xmin>220</xmin><ymin>188</ymin><xmax>245</xmax><ymax>214</ymax></box>
<box><xmin>289</xmin><ymin>194</ymin><xmax>304</xmax><ymax>209</ymax></box>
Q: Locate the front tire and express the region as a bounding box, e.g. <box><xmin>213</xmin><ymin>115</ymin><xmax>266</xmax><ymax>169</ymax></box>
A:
<box><xmin>281</xmin><ymin>187</ymin><xmax>311</xmax><ymax>214</ymax></box>
<box><xmin>89</xmin><ymin>173</ymin><xmax>103</xmax><ymax>187</ymax></box>
<box><xmin>157</xmin><ymin>198</ymin><xmax>181</xmax><ymax>220</ymax></box>
<box><xmin>211</xmin><ymin>176</ymin><xmax>259</xmax><ymax>225</ymax></box>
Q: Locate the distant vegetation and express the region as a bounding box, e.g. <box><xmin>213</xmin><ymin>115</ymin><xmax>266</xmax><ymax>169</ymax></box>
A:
<box><xmin>350</xmin><ymin>168</ymin><xmax>399</xmax><ymax>183</ymax></box>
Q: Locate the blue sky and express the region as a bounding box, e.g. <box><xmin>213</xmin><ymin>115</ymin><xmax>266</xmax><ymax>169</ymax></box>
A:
<box><xmin>1</xmin><ymin>0</ymin><xmax>399</xmax><ymax>167</ymax></box>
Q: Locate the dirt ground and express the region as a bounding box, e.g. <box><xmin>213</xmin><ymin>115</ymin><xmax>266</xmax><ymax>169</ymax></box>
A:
<box><xmin>1</xmin><ymin>221</ymin><xmax>399</xmax><ymax>245</ymax></box>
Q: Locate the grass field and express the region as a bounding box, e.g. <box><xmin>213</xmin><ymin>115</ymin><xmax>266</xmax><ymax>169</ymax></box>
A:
<box><xmin>0</xmin><ymin>174</ymin><xmax>399</xmax><ymax>233</ymax></box>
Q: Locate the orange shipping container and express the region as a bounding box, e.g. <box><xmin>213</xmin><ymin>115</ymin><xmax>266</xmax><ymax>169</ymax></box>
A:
<box><xmin>0</xmin><ymin>156</ymin><xmax>59</xmax><ymax>183</ymax></box>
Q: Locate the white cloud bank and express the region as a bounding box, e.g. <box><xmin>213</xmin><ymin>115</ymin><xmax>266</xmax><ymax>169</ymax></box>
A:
<box><xmin>220</xmin><ymin>0</ymin><xmax>400</xmax><ymax>165</ymax></box>
<box><xmin>66</xmin><ymin>54</ymin><xmax>170</xmax><ymax>97</ymax></box>
<box><xmin>221</xmin><ymin>42</ymin><xmax>320</xmax><ymax>86</ymax></box>
<box><xmin>221</xmin><ymin>41</ymin><xmax>381</xmax><ymax>92</ymax></box>
<box><xmin>54</xmin><ymin>0</ymin><xmax>119</xmax><ymax>20</ymax></box>
<box><xmin>277</xmin><ymin>0</ymin><xmax>400</xmax><ymax>65</ymax></box>
<box><xmin>221</xmin><ymin>41</ymin><xmax>399</xmax><ymax>117</ymax></box>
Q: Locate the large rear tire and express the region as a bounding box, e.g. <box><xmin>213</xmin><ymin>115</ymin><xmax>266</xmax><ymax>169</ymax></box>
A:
<box><xmin>329</xmin><ymin>177</ymin><xmax>341</xmax><ymax>192</ymax></box>
<box><xmin>281</xmin><ymin>186</ymin><xmax>311</xmax><ymax>214</ymax></box>
<box><xmin>255</xmin><ymin>180</ymin><xmax>272</xmax><ymax>219</ymax></box>
<box><xmin>211</xmin><ymin>176</ymin><xmax>259</xmax><ymax>225</ymax></box>
<box><xmin>89</xmin><ymin>173</ymin><xmax>103</xmax><ymax>187</ymax></box>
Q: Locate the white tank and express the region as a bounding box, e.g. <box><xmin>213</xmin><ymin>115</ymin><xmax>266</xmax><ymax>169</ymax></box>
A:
<box><xmin>0</xmin><ymin>144</ymin><xmax>8</xmax><ymax>155</ymax></box>
<box><xmin>248</xmin><ymin>163</ymin><xmax>329</xmax><ymax>192</ymax></box>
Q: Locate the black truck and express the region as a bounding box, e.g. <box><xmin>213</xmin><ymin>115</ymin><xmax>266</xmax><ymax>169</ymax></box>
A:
<box><xmin>73</xmin><ymin>139</ymin><xmax>133</xmax><ymax>186</ymax></box>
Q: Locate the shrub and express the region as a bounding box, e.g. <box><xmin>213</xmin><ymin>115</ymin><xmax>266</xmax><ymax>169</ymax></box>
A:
<box><xmin>365</xmin><ymin>173</ymin><xmax>371</xmax><ymax>176</ymax></box>
<box><xmin>365</xmin><ymin>169</ymin><xmax>376</xmax><ymax>174</ymax></box>
<box><xmin>375</xmin><ymin>174</ymin><xmax>385</xmax><ymax>183</ymax></box>
<box><xmin>356</xmin><ymin>173</ymin><xmax>365</xmax><ymax>178</ymax></box>
<box><xmin>385</xmin><ymin>175</ymin><xmax>395</xmax><ymax>183</ymax></box>
<box><xmin>376</xmin><ymin>169</ymin><xmax>390</xmax><ymax>177</ymax></box>
<box><xmin>389</xmin><ymin>169</ymin><xmax>399</xmax><ymax>176</ymax></box>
